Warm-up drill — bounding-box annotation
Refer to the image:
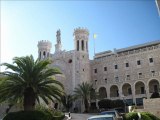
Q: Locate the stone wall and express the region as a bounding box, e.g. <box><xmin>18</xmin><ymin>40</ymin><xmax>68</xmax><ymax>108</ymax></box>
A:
<box><xmin>136</xmin><ymin>98</ymin><xmax>160</xmax><ymax>117</ymax></box>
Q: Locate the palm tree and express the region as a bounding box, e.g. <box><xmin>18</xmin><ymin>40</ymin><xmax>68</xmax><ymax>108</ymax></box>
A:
<box><xmin>0</xmin><ymin>55</ymin><xmax>64</xmax><ymax>111</ymax></box>
<box><xmin>61</xmin><ymin>94</ymin><xmax>74</xmax><ymax>112</ymax></box>
<box><xmin>74</xmin><ymin>82</ymin><xmax>93</xmax><ymax>113</ymax></box>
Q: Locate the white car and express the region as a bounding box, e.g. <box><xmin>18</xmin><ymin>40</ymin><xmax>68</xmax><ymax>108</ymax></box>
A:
<box><xmin>100</xmin><ymin>110</ymin><xmax>123</xmax><ymax>120</ymax></box>
<box><xmin>87</xmin><ymin>114</ymin><xmax>116</xmax><ymax>120</ymax></box>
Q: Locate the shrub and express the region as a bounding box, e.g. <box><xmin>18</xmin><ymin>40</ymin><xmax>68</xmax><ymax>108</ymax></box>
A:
<box><xmin>52</xmin><ymin>111</ymin><xmax>65</xmax><ymax>120</ymax></box>
<box><xmin>141</xmin><ymin>112</ymin><xmax>160</xmax><ymax>120</ymax></box>
<box><xmin>35</xmin><ymin>105</ymin><xmax>65</xmax><ymax>120</ymax></box>
<box><xmin>140</xmin><ymin>113</ymin><xmax>151</xmax><ymax>120</ymax></box>
<box><xmin>98</xmin><ymin>99</ymin><xmax>124</xmax><ymax>110</ymax></box>
<box><xmin>123</xmin><ymin>112</ymin><xmax>139</xmax><ymax>120</ymax></box>
<box><xmin>98</xmin><ymin>99</ymin><xmax>112</xmax><ymax>109</ymax></box>
<box><xmin>123</xmin><ymin>112</ymin><xmax>160</xmax><ymax>120</ymax></box>
<box><xmin>3</xmin><ymin>110</ymin><xmax>52</xmax><ymax>120</ymax></box>
<box><xmin>35</xmin><ymin>105</ymin><xmax>53</xmax><ymax>118</ymax></box>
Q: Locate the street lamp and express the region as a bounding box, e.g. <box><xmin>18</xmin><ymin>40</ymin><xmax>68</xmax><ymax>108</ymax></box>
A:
<box><xmin>121</xmin><ymin>94</ymin><xmax>126</xmax><ymax>113</ymax></box>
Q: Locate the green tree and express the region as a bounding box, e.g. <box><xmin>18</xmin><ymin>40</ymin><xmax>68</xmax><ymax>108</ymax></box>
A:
<box><xmin>61</xmin><ymin>94</ymin><xmax>74</xmax><ymax>112</ymax></box>
<box><xmin>74</xmin><ymin>82</ymin><xmax>93</xmax><ymax>113</ymax></box>
<box><xmin>0</xmin><ymin>55</ymin><xmax>64</xmax><ymax>111</ymax></box>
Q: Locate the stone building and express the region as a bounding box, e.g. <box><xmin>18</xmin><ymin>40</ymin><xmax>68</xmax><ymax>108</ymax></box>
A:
<box><xmin>37</xmin><ymin>28</ymin><xmax>160</xmax><ymax>111</ymax></box>
<box><xmin>91</xmin><ymin>40</ymin><xmax>160</xmax><ymax>106</ymax></box>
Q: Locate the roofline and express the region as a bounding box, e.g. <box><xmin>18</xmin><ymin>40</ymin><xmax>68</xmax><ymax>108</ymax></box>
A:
<box><xmin>115</xmin><ymin>40</ymin><xmax>160</xmax><ymax>53</ymax></box>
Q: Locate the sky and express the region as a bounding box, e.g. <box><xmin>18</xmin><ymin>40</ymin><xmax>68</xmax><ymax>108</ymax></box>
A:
<box><xmin>1</xmin><ymin>0</ymin><xmax>160</xmax><ymax>71</ymax></box>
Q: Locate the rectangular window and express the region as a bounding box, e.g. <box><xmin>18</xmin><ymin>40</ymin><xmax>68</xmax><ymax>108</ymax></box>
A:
<box><xmin>141</xmin><ymin>87</ymin><xmax>145</xmax><ymax>94</ymax></box>
<box><xmin>95</xmin><ymin>80</ymin><xmax>97</xmax><ymax>85</ymax></box>
<box><xmin>105</xmin><ymin>78</ymin><xmax>107</xmax><ymax>83</ymax></box>
<box><xmin>115</xmin><ymin>65</ymin><xmax>118</xmax><ymax>69</ymax></box>
<box><xmin>138</xmin><ymin>73</ymin><xmax>142</xmax><ymax>78</ymax></box>
<box><xmin>115</xmin><ymin>76</ymin><xmax>119</xmax><ymax>81</ymax></box>
<box><xmin>126</xmin><ymin>75</ymin><xmax>130</xmax><ymax>80</ymax></box>
<box><xmin>94</xmin><ymin>69</ymin><xmax>97</xmax><ymax>73</ymax></box>
<box><xmin>126</xmin><ymin>63</ymin><xmax>129</xmax><ymax>67</ymax></box>
<box><xmin>137</xmin><ymin>60</ymin><xmax>141</xmax><ymax>65</ymax></box>
<box><xmin>151</xmin><ymin>71</ymin><xmax>155</xmax><ymax>76</ymax></box>
<box><xmin>149</xmin><ymin>58</ymin><xmax>153</xmax><ymax>63</ymax></box>
<box><xmin>104</xmin><ymin>67</ymin><xmax>107</xmax><ymax>71</ymax></box>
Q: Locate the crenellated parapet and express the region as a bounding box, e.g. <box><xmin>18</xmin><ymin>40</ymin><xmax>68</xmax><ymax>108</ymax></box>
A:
<box><xmin>38</xmin><ymin>40</ymin><xmax>52</xmax><ymax>49</ymax></box>
<box><xmin>73</xmin><ymin>27</ymin><xmax>89</xmax><ymax>36</ymax></box>
<box><xmin>37</xmin><ymin>40</ymin><xmax>52</xmax><ymax>60</ymax></box>
<box><xmin>73</xmin><ymin>27</ymin><xmax>89</xmax><ymax>52</ymax></box>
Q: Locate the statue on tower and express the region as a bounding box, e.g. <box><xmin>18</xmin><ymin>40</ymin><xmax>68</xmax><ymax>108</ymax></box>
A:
<box><xmin>56</xmin><ymin>29</ymin><xmax>61</xmax><ymax>44</ymax></box>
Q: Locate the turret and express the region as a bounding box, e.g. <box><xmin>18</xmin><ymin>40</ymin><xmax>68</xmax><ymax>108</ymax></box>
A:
<box><xmin>37</xmin><ymin>40</ymin><xmax>52</xmax><ymax>60</ymax></box>
<box><xmin>73</xmin><ymin>27</ymin><xmax>89</xmax><ymax>52</ymax></box>
<box><xmin>55</xmin><ymin>29</ymin><xmax>62</xmax><ymax>53</ymax></box>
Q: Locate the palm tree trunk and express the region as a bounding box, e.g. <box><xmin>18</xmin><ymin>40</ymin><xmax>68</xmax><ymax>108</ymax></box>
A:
<box><xmin>23</xmin><ymin>87</ymin><xmax>36</xmax><ymax>111</ymax></box>
<box><xmin>84</xmin><ymin>98</ymin><xmax>89</xmax><ymax>113</ymax></box>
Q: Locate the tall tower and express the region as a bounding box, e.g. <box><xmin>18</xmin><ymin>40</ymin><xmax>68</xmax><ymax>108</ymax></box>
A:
<box><xmin>37</xmin><ymin>40</ymin><xmax>52</xmax><ymax>60</ymax></box>
<box><xmin>55</xmin><ymin>29</ymin><xmax>62</xmax><ymax>53</ymax></box>
<box><xmin>73</xmin><ymin>27</ymin><xmax>91</xmax><ymax>112</ymax></box>
<box><xmin>74</xmin><ymin>27</ymin><xmax>89</xmax><ymax>52</ymax></box>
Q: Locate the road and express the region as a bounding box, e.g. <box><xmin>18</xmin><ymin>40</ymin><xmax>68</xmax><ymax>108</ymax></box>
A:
<box><xmin>65</xmin><ymin>113</ymin><xmax>96</xmax><ymax>120</ymax></box>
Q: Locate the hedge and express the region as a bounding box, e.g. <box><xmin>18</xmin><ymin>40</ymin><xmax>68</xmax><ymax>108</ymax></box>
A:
<box><xmin>123</xmin><ymin>112</ymin><xmax>160</xmax><ymax>120</ymax></box>
<box><xmin>3</xmin><ymin>110</ymin><xmax>52</xmax><ymax>120</ymax></box>
<box><xmin>52</xmin><ymin>111</ymin><xmax>65</xmax><ymax>120</ymax></box>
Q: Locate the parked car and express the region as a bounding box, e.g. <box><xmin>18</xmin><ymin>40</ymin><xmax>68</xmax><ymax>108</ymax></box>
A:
<box><xmin>87</xmin><ymin>114</ymin><xmax>115</xmax><ymax>120</ymax></box>
<box><xmin>110</xmin><ymin>108</ymin><xmax>125</xmax><ymax>114</ymax></box>
<box><xmin>100</xmin><ymin>110</ymin><xmax>123</xmax><ymax>120</ymax></box>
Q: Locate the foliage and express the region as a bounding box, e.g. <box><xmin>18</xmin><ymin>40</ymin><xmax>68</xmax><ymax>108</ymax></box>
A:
<box><xmin>61</xmin><ymin>94</ymin><xmax>74</xmax><ymax>112</ymax></box>
<box><xmin>52</xmin><ymin>110</ymin><xmax>65</xmax><ymax>120</ymax></box>
<box><xmin>123</xmin><ymin>112</ymin><xmax>138</xmax><ymax>120</ymax></box>
<box><xmin>0</xmin><ymin>55</ymin><xmax>64</xmax><ymax>111</ymax></box>
<box><xmin>123</xmin><ymin>112</ymin><xmax>160</xmax><ymax>120</ymax></box>
<box><xmin>3</xmin><ymin>110</ymin><xmax>52</xmax><ymax>120</ymax></box>
<box><xmin>35</xmin><ymin>105</ymin><xmax>65</xmax><ymax>120</ymax></box>
<box><xmin>90</xmin><ymin>88</ymin><xmax>98</xmax><ymax>100</ymax></box>
<box><xmin>150</xmin><ymin>92</ymin><xmax>160</xmax><ymax>98</ymax></box>
<box><xmin>98</xmin><ymin>99</ymin><xmax>124</xmax><ymax>109</ymax></box>
<box><xmin>35</xmin><ymin>105</ymin><xmax>53</xmax><ymax>118</ymax></box>
<box><xmin>141</xmin><ymin>112</ymin><xmax>160</xmax><ymax>120</ymax></box>
<box><xmin>74</xmin><ymin>82</ymin><xmax>93</xmax><ymax>113</ymax></box>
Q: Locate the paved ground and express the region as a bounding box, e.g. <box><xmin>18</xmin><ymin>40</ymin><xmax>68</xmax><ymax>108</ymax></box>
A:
<box><xmin>64</xmin><ymin>113</ymin><xmax>96</xmax><ymax>120</ymax></box>
<box><xmin>0</xmin><ymin>113</ymin><xmax>95</xmax><ymax>120</ymax></box>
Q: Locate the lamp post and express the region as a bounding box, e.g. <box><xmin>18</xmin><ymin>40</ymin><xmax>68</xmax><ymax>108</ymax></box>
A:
<box><xmin>121</xmin><ymin>94</ymin><xmax>126</xmax><ymax>113</ymax></box>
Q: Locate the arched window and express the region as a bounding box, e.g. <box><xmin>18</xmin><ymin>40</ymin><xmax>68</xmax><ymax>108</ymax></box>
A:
<box><xmin>99</xmin><ymin>87</ymin><xmax>107</xmax><ymax>99</ymax></box>
<box><xmin>39</xmin><ymin>51</ymin><xmax>41</xmax><ymax>59</ymax></box>
<box><xmin>77</xmin><ymin>40</ymin><xmax>79</xmax><ymax>51</ymax></box>
<box><xmin>43</xmin><ymin>51</ymin><xmax>46</xmax><ymax>58</ymax></box>
<box><xmin>81</xmin><ymin>40</ymin><xmax>84</xmax><ymax>51</ymax></box>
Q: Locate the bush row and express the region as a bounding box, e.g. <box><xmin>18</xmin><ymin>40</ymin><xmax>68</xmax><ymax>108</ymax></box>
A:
<box><xmin>98</xmin><ymin>99</ymin><xmax>124</xmax><ymax>109</ymax></box>
<box><xmin>123</xmin><ymin>112</ymin><xmax>160</xmax><ymax>120</ymax></box>
<box><xmin>3</xmin><ymin>111</ymin><xmax>52</xmax><ymax>120</ymax></box>
<box><xmin>3</xmin><ymin>107</ymin><xmax>65</xmax><ymax>120</ymax></box>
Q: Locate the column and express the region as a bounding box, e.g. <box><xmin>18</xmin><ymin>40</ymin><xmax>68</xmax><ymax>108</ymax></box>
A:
<box><xmin>107</xmin><ymin>86</ymin><xmax>110</xmax><ymax>99</ymax></box>
<box><xmin>132</xmin><ymin>85</ymin><xmax>136</xmax><ymax>105</ymax></box>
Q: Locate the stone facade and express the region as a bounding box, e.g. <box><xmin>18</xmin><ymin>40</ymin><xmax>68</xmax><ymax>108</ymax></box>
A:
<box><xmin>37</xmin><ymin>28</ymin><xmax>160</xmax><ymax>111</ymax></box>
<box><xmin>136</xmin><ymin>98</ymin><xmax>160</xmax><ymax>117</ymax></box>
<box><xmin>92</xmin><ymin>41</ymin><xmax>160</xmax><ymax>105</ymax></box>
